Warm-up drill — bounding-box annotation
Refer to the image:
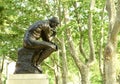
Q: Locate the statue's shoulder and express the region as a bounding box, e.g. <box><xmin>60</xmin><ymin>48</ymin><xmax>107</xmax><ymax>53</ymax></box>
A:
<box><xmin>35</xmin><ymin>20</ymin><xmax>49</xmax><ymax>29</ymax></box>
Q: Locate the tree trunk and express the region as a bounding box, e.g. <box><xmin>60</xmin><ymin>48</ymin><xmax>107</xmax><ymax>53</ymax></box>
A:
<box><xmin>118</xmin><ymin>74</ymin><xmax>120</xmax><ymax>84</ymax></box>
<box><xmin>54</xmin><ymin>64</ymin><xmax>60</xmax><ymax>84</ymax></box>
<box><xmin>61</xmin><ymin>38</ymin><xmax>67</xmax><ymax>84</ymax></box>
<box><xmin>104</xmin><ymin>0</ymin><xmax>120</xmax><ymax>84</ymax></box>
<box><xmin>66</xmin><ymin>0</ymin><xmax>95</xmax><ymax>84</ymax></box>
<box><xmin>66</xmin><ymin>29</ymin><xmax>91</xmax><ymax>84</ymax></box>
<box><xmin>80</xmin><ymin>65</ymin><xmax>90</xmax><ymax>84</ymax></box>
<box><xmin>0</xmin><ymin>56</ymin><xmax>5</xmax><ymax>84</ymax></box>
<box><xmin>98</xmin><ymin>4</ymin><xmax>106</xmax><ymax>83</ymax></box>
<box><xmin>0</xmin><ymin>73</ymin><xmax>2</xmax><ymax>84</ymax></box>
<box><xmin>104</xmin><ymin>43</ymin><xmax>117</xmax><ymax>84</ymax></box>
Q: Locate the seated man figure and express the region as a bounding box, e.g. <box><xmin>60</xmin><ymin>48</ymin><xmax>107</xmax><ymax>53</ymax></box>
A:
<box><xmin>23</xmin><ymin>16</ymin><xmax>59</xmax><ymax>69</ymax></box>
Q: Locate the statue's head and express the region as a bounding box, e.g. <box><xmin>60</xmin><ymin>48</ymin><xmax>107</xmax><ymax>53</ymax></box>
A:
<box><xmin>49</xmin><ymin>16</ymin><xmax>59</xmax><ymax>28</ymax></box>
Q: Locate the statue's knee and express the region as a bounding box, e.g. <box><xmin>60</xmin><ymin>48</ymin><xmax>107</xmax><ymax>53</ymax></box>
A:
<box><xmin>49</xmin><ymin>44</ymin><xmax>58</xmax><ymax>51</ymax></box>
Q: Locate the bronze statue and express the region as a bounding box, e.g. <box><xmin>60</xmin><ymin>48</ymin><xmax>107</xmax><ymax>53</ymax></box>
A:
<box><xmin>14</xmin><ymin>16</ymin><xmax>59</xmax><ymax>74</ymax></box>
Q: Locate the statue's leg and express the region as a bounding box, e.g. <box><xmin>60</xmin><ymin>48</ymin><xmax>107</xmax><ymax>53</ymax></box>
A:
<box><xmin>31</xmin><ymin>47</ymin><xmax>55</xmax><ymax>73</ymax></box>
<box><xmin>24</xmin><ymin>39</ymin><xmax>57</xmax><ymax>69</ymax></box>
<box><xmin>36</xmin><ymin>47</ymin><xmax>55</xmax><ymax>65</ymax></box>
<box><xmin>32</xmin><ymin>50</ymin><xmax>42</xmax><ymax>66</ymax></box>
<box><xmin>26</xmin><ymin>39</ymin><xmax>56</xmax><ymax>61</ymax></box>
<box><xmin>24</xmin><ymin>39</ymin><xmax>56</xmax><ymax>50</ymax></box>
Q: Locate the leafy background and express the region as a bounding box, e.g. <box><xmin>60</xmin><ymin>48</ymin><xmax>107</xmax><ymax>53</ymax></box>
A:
<box><xmin>0</xmin><ymin>0</ymin><xmax>120</xmax><ymax>84</ymax></box>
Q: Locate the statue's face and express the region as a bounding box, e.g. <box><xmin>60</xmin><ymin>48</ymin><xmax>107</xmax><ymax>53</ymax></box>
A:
<box><xmin>50</xmin><ymin>22</ymin><xmax>59</xmax><ymax>29</ymax></box>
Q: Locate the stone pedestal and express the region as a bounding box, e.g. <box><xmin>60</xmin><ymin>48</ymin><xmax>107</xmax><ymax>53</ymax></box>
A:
<box><xmin>14</xmin><ymin>48</ymin><xmax>42</xmax><ymax>74</ymax></box>
<box><xmin>6</xmin><ymin>74</ymin><xmax>49</xmax><ymax>84</ymax></box>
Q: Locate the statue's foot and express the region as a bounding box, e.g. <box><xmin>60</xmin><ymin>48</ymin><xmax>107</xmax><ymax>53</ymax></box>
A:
<box><xmin>33</xmin><ymin>65</ymin><xmax>43</xmax><ymax>73</ymax></box>
<box><xmin>37</xmin><ymin>66</ymin><xmax>43</xmax><ymax>73</ymax></box>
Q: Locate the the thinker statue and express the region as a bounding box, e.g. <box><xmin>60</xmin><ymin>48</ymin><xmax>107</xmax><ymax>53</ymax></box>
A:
<box><xmin>14</xmin><ymin>16</ymin><xmax>59</xmax><ymax>74</ymax></box>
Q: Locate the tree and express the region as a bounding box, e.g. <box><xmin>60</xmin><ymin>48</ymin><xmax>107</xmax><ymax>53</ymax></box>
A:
<box><xmin>66</xmin><ymin>0</ymin><xmax>95</xmax><ymax>84</ymax></box>
<box><xmin>104</xmin><ymin>0</ymin><xmax>120</xmax><ymax>84</ymax></box>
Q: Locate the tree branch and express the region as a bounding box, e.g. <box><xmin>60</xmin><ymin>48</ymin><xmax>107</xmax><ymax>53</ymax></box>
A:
<box><xmin>73</xmin><ymin>1</ymin><xmax>88</xmax><ymax>61</ymax></box>
<box><xmin>66</xmin><ymin>29</ymin><xmax>84</xmax><ymax>68</ymax></box>
<box><xmin>87</xmin><ymin>0</ymin><xmax>95</xmax><ymax>64</ymax></box>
